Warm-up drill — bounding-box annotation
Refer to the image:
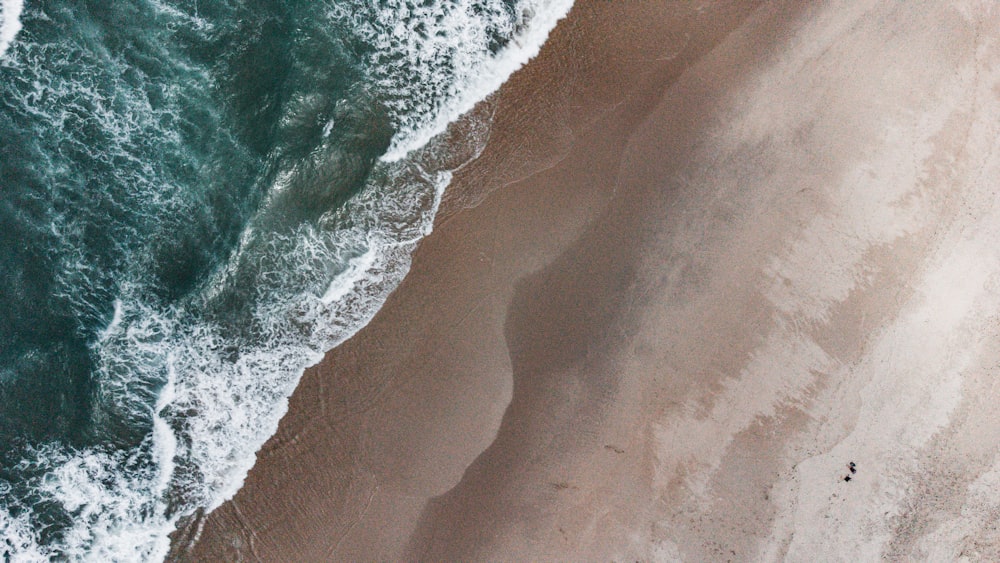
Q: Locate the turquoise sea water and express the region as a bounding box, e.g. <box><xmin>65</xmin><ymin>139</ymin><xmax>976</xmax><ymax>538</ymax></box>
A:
<box><xmin>0</xmin><ymin>0</ymin><xmax>570</xmax><ymax>559</ymax></box>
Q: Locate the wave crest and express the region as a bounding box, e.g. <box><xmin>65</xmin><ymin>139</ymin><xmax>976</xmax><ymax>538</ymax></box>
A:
<box><xmin>0</xmin><ymin>0</ymin><xmax>23</xmax><ymax>60</ymax></box>
<box><xmin>336</xmin><ymin>0</ymin><xmax>574</xmax><ymax>161</ymax></box>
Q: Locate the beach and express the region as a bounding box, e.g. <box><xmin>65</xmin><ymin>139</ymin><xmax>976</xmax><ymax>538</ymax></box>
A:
<box><xmin>175</xmin><ymin>1</ymin><xmax>1000</xmax><ymax>561</ymax></box>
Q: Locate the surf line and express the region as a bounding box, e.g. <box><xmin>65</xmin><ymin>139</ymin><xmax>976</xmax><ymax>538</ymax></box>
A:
<box><xmin>0</xmin><ymin>0</ymin><xmax>24</xmax><ymax>60</ymax></box>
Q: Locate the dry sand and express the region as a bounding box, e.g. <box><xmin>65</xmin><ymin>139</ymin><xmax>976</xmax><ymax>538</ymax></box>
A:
<box><xmin>174</xmin><ymin>1</ymin><xmax>1000</xmax><ymax>561</ymax></box>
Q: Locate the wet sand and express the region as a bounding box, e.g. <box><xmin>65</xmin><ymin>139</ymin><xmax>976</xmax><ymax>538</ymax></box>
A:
<box><xmin>175</xmin><ymin>1</ymin><xmax>1000</xmax><ymax>561</ymax></box>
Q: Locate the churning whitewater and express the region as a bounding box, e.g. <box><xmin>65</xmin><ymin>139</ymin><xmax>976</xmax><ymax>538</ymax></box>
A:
<box><xmin>0</xmin><ymin>0</ymin><xmax>24</xmax><ymax>60</ymax></box>
<box><xmin>0</xmin><ymin>0</ymin><xmax>572</xmax><ymax>560</ymax></box>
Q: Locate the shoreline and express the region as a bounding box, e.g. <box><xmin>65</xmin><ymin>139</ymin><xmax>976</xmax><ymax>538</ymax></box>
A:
<box><xmin>174</xmin><ymin>1</ymin><xmax>768</xmax><ymax>558</ymax></box>
<box><xmin>177</xmin><ymin>0</ymin><xmax>1000</xmax><ymax>560</ymax></box>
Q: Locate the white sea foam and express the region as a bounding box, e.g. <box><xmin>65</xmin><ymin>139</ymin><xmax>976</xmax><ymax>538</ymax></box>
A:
<box><xmin>0</xmin><ymin>509</ymin><xmax>48</xmax><ymax>562</ymax></box>
<box><xmin>322</xmin><ymin>246</ymin><xmax>379</xmax><ymax>304</ymax></box>
<box><xmin>0</xmin><ymin>166</ymin><xmax>453</xmax><ymax>561</ymax></box>
<box><xmin>36</xmin><ymin>450</ymin><xmax>175</xmax><ymax>562</ymax></box>
<box><xmin>152</xmin><ymin>354</ymin><xmax>178</xmax><ymax>498</ymax></box>
<box><xmin>0</xmin><ymin>0</ymin><xmax>24</xmax><ymax>60</ymax></box>
<box><xmin>97</xmin><ymin>299</ymin><xmax>124</xmax><ymax>343</ymax></box>
<box><xmin>340</xmin><ymin>0</ymin><xmax>574</xmax><ymax>162</ymax></box>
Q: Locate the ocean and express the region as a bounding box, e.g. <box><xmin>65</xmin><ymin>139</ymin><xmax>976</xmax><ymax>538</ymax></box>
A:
<box><xmin>0</xmin><ymin>0</ymin><xmax>571</xmax><ymax>559</ymax></box>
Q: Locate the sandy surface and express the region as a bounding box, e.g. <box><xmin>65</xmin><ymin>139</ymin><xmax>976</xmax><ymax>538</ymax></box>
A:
<box><xmin>174</xmin><ymin>1</ymin><xmax>1000</xmax><ymax>561</ymax></box>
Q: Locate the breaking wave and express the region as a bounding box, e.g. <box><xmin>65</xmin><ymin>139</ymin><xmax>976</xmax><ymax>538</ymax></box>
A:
<box><xmin>0</xmin><ymin>0</ymin><xmax>23</xmax><ymax>60</ymax></box>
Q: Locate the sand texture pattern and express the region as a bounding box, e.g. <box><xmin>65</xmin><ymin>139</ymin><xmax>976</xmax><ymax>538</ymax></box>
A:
<box><xmin>174</xmin><ymin>1</ymin><xmax>1000</xmax><ymax>561</ymax></box>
